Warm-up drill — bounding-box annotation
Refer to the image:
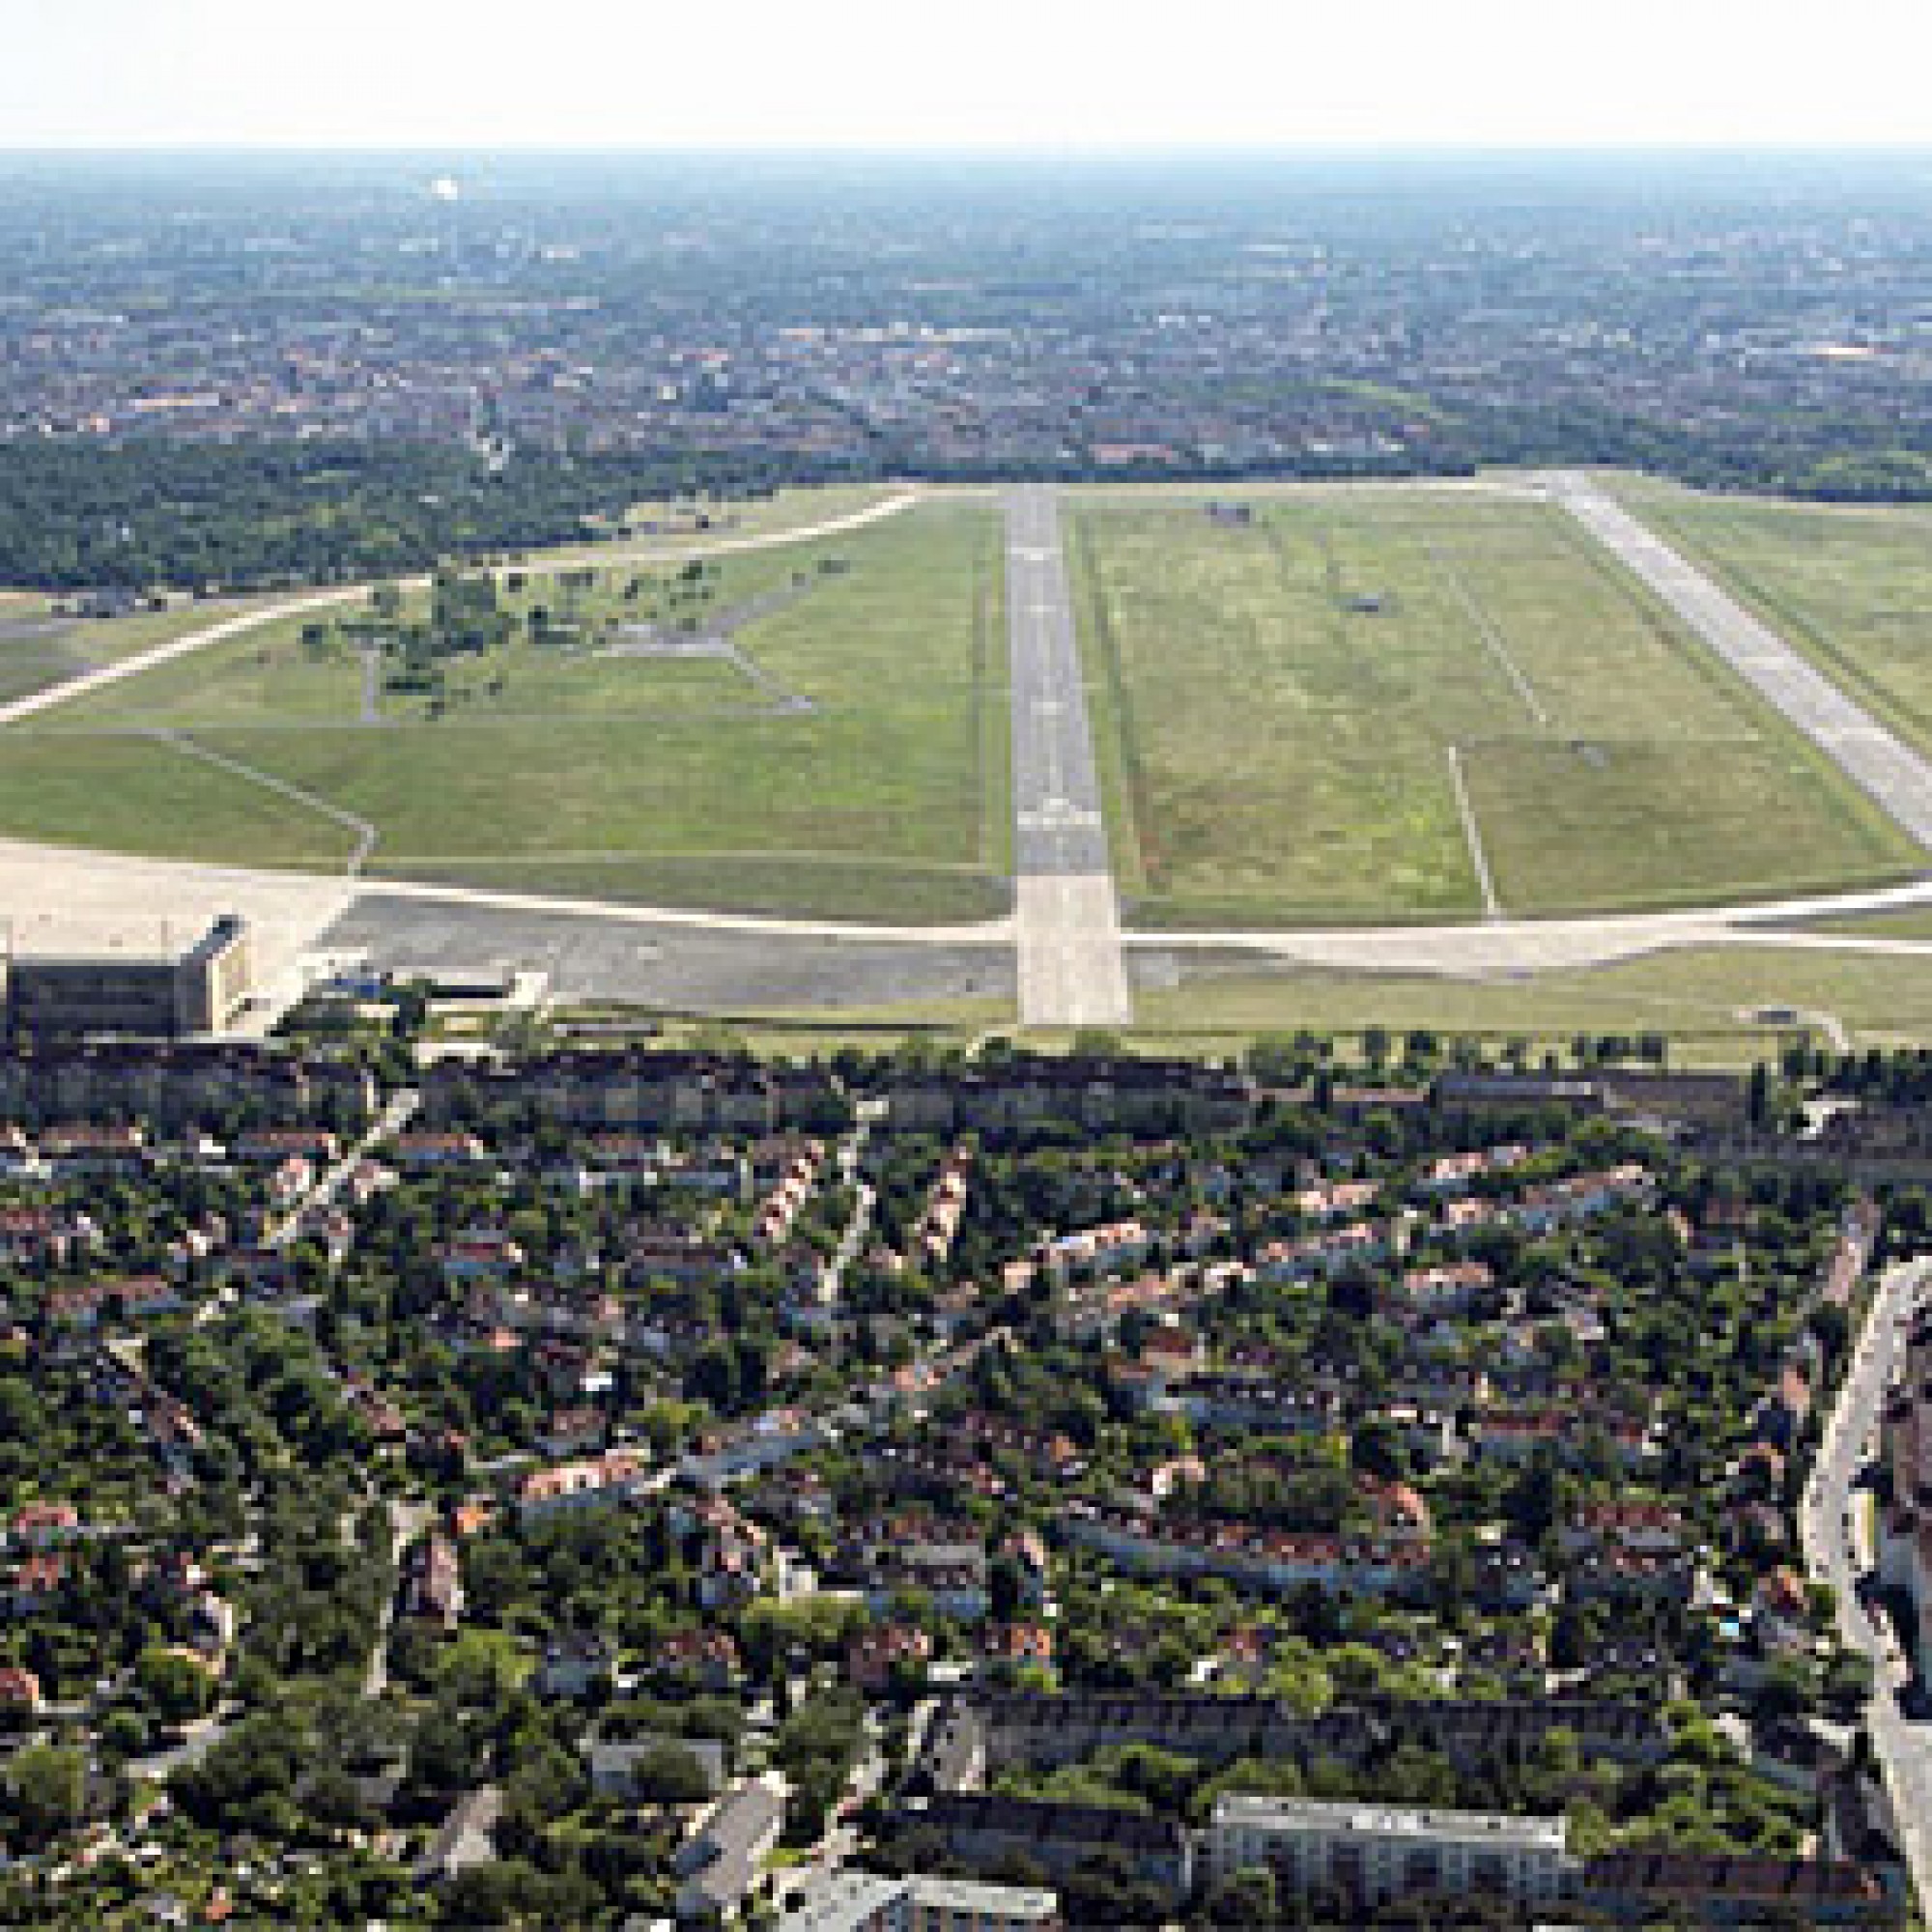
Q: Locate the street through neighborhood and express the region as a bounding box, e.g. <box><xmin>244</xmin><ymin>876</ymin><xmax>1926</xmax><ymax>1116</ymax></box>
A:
<box><xmin>1803</xmin><ymin>1257</ymin><xmax>1932</xmax><ymax>1909</ymax></box>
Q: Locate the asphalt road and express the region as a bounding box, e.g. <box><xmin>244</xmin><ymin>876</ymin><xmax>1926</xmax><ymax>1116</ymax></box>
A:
<box><xmin>1802</xmin><ymin>1256</ymin><xmax>1932</xmax><ymax>1908</ymax></box>
<box><xmin>1552</xmin><ymin>471</ymin><xmax>1932</xmax><ymax>852</ymax></box>
<box><xmin>1005</xmin><ymin>486</ymin><xmax>1130</xmax><ymax>1028</ymax></box>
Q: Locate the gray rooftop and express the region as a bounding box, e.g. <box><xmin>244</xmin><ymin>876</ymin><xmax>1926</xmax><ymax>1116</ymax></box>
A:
<box><xmin>781</xmin><ymin>1866</ymin><xmax>1060</xmax><ymax>1930</ymax></box>
<box><xmin>1212</xmin><ymin>1792</ymin><xmax>1567</xmax><ymax>1853</ymax></box>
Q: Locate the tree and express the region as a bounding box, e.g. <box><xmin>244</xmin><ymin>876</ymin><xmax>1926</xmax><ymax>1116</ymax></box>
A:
<box><xmin>137</xmin><ymin>1644</ymin><xmax>214</xmax><ymax>1724</ymax></box>
<box><xmin>440</xmin><ymin>1861</ymin><xmax>599</xmax><ymax>1929</ymax></box>
<box><xmin>306</xmin><ymin>1765</ymin><xmax>376</xmax><ymax>1833</ymax></box>
<box><xmin>1207</xmin><ymin>1866</ymin><xmax>1279</xmax><ymax>1925</ymax></box>
<box><xmin>171</xmin><ymin>1718</ymin><xmax>304</xmax><ymax>1835</ymax></box>
<box><xmin>438</xmin><ymin>1628</ymin><xmax>527</xmax><ymax>1709</ymax></box>
<box><xmin>629</xmin><ymin>1743</ymin><xmax>712</xmax><ymax>1804</ymax></box>
<box><xmin>689</xmin><ymin>1342</ymin><xmax>739</xmax><ymax>1411</ymax></box>
<box><xmin>4</xmin><ymin>1744</ymin><xmax>85</xmax><ymax>1848</ymax></box>
<box><xmin>1807</xmin><ymin>1301</ymin><xmax>1851</xmax><ymax>1366</ymax></box>
<box><xmin>1506</xmin><ymin>1445</ymin><xmax>1566</xmax><ymax>1545</ymax></box>
<box><xmin>989</xmin><ymin>1553</ymin><xmax>1027</xmax><ymax>1624</ymax></box>
<box><xmin>405</xmin><ymin>1703</ymin><xmax>479</xmax><ymax>1804</ymax></box>
<box><xmin>500</xmin><ymin>1736</ymin><xmax>589</xmax><ymax>1851</ymax></box>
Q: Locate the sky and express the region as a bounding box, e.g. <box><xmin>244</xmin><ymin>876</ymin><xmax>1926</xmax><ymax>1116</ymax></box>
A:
<box><xmin>3</xmin><ymin>0</ymin><xmax>1931</xmax><ymax>151</ymax></box>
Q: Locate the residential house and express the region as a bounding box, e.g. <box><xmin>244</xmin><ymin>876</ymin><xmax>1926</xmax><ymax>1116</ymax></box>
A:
<box><xmin>515</xmin><ymin>1448</ymin><xmax>650</xmax><ymax>1521</ymax></box>
<box><xmin>584</xmin><ymin>1733</ymin><xmax>726</xmax><ymax>1803</ymax></box>
<box><xmin>401</xmin><ymin>1531</ymin><xmax>465</xmax><ymax>1634</ymax></box>
<box><xmin>847</xmin><ymin>1623</ymin><xmax>933</xmax><ymax>1693</ymax></box>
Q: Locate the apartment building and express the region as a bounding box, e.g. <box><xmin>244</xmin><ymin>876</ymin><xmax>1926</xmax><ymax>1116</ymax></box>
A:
<box><xmin>1206</xmin><ymin>1793</ymin><xmax>1570</xmax><ymax>1910</ymax></box>
<box><xmin>785</xmin><ymin>1866</ymin><xmax>1061</xmax><ymax>1931</ymax></box>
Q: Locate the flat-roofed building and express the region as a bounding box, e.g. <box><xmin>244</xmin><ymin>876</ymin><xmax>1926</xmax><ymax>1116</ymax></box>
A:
<box><xmin>784</xmin><ymin>1866</ymin><xmax>1062</xmax><ymax>1930</ymax></box>
<box><xmin>8</xmin><ymin>914</ymin><xmax>254</xmax><ymax>1042</ymax></box>
<box><xmin>1206</xmin><ymin>1793</ymin><xmax>1570</xmax><ymax>1910</ymax></box>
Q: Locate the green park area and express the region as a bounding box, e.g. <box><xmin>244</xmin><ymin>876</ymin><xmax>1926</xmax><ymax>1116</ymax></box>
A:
<box><xmin>1066</xmin><ymin>487</ymin><xmax>1917</xmax><ymax>926</ymax></box>
<box><xmin>0</xmin><ymin>498</ymin><xmax>1012</xmax><ymax>923</ymax></box>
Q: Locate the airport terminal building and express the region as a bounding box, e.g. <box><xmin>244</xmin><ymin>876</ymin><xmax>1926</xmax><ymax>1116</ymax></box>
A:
<box><xmin>6</xmin><ymin>915</ymin><xmax>255</xmax><ymax>1043</ymax></box>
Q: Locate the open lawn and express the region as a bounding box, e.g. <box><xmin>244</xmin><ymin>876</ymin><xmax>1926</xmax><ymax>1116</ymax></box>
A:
<box><xmin>0</xmin><ymin>501</ymin><xmax>1010</xmax><ymax>923</ymax></box>
<box><xmin>1068</xmin><ymin>489</ymin><xmax>1915</xmax><ymax>925</ymax></box>
<box><xmin>1124</xmin><ymin>942</ymin><xmax>1932</xmax><ymax>1065</ymax></box>
<box><xmin>0</xmin><ymin>733</ymin><xmax>357</xmax><ymax>868</ymax></box>
<box><xmin>1614</xmin><ymin>478</ymin><xmax>1932</xmax><ymax>761</ymax></box>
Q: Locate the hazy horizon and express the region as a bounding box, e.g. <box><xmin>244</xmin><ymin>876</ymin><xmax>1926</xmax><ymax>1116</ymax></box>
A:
<box><xmin>5</xmin><ymin>0</ymin><xmax>1932</xmax><ymax>152</ymax></box>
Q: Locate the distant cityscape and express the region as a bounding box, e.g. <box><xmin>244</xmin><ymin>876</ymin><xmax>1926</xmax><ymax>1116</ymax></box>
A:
<box><xmin>5</xmin><ymin>153</ymin><xmax>1932</xmax><ymax>493</ymax></box>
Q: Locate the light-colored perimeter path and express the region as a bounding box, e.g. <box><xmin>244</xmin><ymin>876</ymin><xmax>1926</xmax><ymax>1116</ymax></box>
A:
<box><xmin>0</xmin><ymin>490</ymin><xmax>924</xmax><ymax>730</ymax></box>
<box><xmin>1550</xmin><ymin>469</ymin><xmax>1932</xmax><ymax>852</ymax></box>
<box><xmin>1005</xmin><ymin>486</ymin><xmax>1131</xmax><ymax>1028</ymax></box>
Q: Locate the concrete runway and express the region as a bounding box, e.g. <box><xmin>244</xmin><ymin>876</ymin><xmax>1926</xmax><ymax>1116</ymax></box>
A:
<box><xmin>1552</xmin><ymin>470</ymin><xmax>1932</xmax><ymax>851</ymax></box>
<box><xmin>1005</xmin><ymin>486</ymin><xmax>1131</xmax><ymax>1028</ymax></box>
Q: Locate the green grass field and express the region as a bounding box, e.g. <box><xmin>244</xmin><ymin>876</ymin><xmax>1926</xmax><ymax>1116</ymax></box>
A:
<box><xmin>0</xmin><ymin>501</ymin><xmax>1011</xmax><ymax>923</ymax></box>
<box><xmin>1614</xmin><ymin>478</ymin><xmax>1932</xmax><ymax>760</ymax></box>
<box><xmin>1124</xmin><ymin>942</ymin><xmax>1932</xmax><ymax>1064</ymax></box>
<box><xmin>1067</xmin><ymin>490</ymin><xmax>1916</xmax><ymax>926</ymax></box>
<box><xmin>0</xmin><ymin>732</ymin><xmax>357</xmax><ymax>867</ymax></box>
